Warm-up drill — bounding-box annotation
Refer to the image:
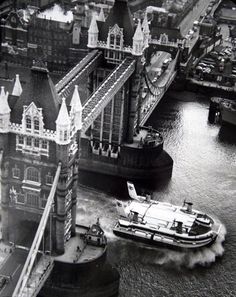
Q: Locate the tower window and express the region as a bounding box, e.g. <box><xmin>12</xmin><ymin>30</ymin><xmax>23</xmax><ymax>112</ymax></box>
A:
<box><xmin>34</xmin><ymin>138</ymin><xmax>39</xmax><ymax>148</ymax></box>
<box><xmin>42</xmin><ymin>140</ymin><xmax>48</xmax><ymax>150</ymax></box>
<box><xmin>26</xmin><ymin>167</ymin><xmax>40</xmax><ymax>183</ymax></box>
<box><xmin>12</xmin><ymin>166</ymin><xmax>20</xmax><ymax>179</ymax></box>
<box><xmin>34</xmin><ymin>117</ymin><xmax>40</xmax><ymax>132</ymax></box>
<box><xmin>64</xmin><ymin>131</ymin><xmax>68</xmax><ymax>141</ymax></box>
<box><xmin>110</xmin><ymin>34</ymin><xmax>115</xmax><ymax>48</ymax></box>
<box><xmin>26</xmin><ymin>192</ymin><xmax>39</xmax><ymax>207</ymax></box>
<box><xmin>18</xmin><ymin>135</ymin><xmax>24</xmax><ymax>145</ymax></box>
<box><xmin>46</xmin><ymin>172</ymin><xmax>53</xmax><ymax>185</ymax></box>
<box><xmin>26</xmin><ymin>137</ymin><xmax>32</xmax><ymax>146</ymax></box>
<box><xmin>26</xmin><ymin>116</ymin><xmax>32</xmax><ymax>130</ymax></box>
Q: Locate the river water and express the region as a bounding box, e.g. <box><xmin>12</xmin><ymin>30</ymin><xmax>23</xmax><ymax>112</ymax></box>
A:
<box><xmin>76</xmin><ymin>90</ymin><xmax>236</xmax><ymax>297</ymax></box>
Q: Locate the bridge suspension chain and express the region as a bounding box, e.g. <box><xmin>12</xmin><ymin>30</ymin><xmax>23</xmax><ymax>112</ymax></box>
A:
<box><xmin>12</xmin><ymin>163</ymin><xmax>62</xmax><ymax>297</ymax></box>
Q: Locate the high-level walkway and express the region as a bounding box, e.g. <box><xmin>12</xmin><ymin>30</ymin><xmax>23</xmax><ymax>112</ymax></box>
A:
<box><xmin>56</xmin><ymin>50</ymin><xmax>102</xmax><ymax>99</ymax></box>
<box><xmin>81</xmin><ymin>57</ymin><xmax>136</xmax><ymax>133</ymax></box>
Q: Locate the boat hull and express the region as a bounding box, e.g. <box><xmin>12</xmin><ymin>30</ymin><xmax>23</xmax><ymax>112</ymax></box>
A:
<box><xmin>113</xmin><ymin>224</ymin><xmax>217</xmax><ymax>250</ymax></box>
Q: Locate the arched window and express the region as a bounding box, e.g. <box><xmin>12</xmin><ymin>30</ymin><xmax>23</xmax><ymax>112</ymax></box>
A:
<box><xmin>34</xmin><ymin>117</ymin><xmax>39</xmax><ymax>132</ymax></box>
<box><xmin>26</xmin><ymin>167</ymin><xmax>40</xmax><ymax>183</ymax></box>
<box><xmin>110</xmin><ymin>34</ymin><xmax>115</xmax><ymax>47</ymax></box>
<box><xmin>64</xmin><ymin>130</ymin><xmax>68</xmax><ymax>141</ymax></box>
<box><xmin>26</xmin><ymin>116</ymin><xmax>32</xmax><ymax>130</ymax></box>
<box><xmin>34</xmin><ymin>138</ymin><xmax>39</xmax><ymax>148</ymax></box>
<box><xmin>116</xmin><ymin>34</ymin><xmax>121</xmax><ymax>47</ymax></box>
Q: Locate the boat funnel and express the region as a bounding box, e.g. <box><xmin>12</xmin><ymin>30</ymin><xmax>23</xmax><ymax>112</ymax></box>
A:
<box><xmin>132</xmin><ymin>211</ymin><xmax>139</xmax><ymax>223</ymax></box>
<box><xmin>176</xmin><ymin>221</ymin><xmax>183</xmax><ymax>234</ymax></box>
<box><xmin>186</xmin><ymin>202</ymin><xmax>193</xmax><ymax>213</ymax></box>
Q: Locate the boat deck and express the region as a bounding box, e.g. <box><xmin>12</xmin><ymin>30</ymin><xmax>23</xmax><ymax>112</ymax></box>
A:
<box><xmin>127</xmin><ymin>201</ymin><xmax>205</xmax><ymax>234</ymax></box>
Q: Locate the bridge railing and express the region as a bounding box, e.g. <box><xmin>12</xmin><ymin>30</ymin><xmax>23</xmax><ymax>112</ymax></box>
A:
<box><xmin>58</xmin><ymin>51</ymin><xmax>103</xmax><ymax>99</ymax></box>
<box><xmin>55</xmin><ymin>49</ymin><xmax>99</xmax><ymax>93</ymax></box>
<box><xmin>12</xmin><ymin>163</ymin><xmax>62</xmax><ymax>297</ymax></box>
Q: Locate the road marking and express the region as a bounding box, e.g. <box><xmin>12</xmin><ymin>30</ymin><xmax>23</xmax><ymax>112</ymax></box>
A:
<box><xmin>12</xmin><ymin>264</ymin><xmax>21</xmax><ymax>278</ymax></box>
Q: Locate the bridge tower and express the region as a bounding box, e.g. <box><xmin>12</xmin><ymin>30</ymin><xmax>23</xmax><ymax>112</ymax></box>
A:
<box><xmin>0</xmin><ymin>61</ymin><xmax>81</xmax><ymax>254</ymax></box>
<box><xmin>86</xmin><ymin>0</ymin><xmax>147</xmax><ymax>148</ymax></box>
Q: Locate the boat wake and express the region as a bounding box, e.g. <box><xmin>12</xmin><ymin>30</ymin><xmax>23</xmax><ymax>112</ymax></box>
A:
<box><xmin>152</xmin><ymin>223</ymin><xmax>226</xmax><ymax>269</ymax></box>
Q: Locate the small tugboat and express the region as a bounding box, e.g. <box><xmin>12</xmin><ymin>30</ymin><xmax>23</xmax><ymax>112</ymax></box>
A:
<box><xmin>113</xmin><ymin>182</ymin><xmax>221</xmax><ymax>249</ymax></box>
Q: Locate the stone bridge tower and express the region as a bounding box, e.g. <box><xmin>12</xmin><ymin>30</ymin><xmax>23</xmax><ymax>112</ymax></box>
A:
<box><xmin>0</xmin><ymin>62</ymin><xmax>82</xmax><ymax>254</ymax></box>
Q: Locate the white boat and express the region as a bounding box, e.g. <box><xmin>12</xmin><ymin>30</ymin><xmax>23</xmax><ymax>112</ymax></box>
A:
<box><xmin>113</xmin><ymin>182</ymin><xmax>221</xmax><ymax>249</ymax></box>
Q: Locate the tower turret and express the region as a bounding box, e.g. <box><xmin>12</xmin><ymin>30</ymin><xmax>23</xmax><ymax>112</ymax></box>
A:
<box><xmin>12</xmin><ymin>74</ymin><xmax>22</xmax><ymax>97</ymax></box>
<box><xmin>70</xmin><ymin>85</ymin><xmax>83</xmax><ymax>131</ymax></box>
<box><xmin>56</xmin><ymin>98</ymin><xmax>71</xmax><ymax>145</ymax></box>
<box><xmin>97</xmin><ymin>7</ymin><xmax>105</xmax><ymax>22</ymax></box>
<box><xmin>132</xmin><ymin>19</ymin><xmax>144</xmax><ymax>56</ymax></box>
<box><xmin>87</xmin><ymin>13</ymin><xmax>99</xmax><ymax>48</ymax></box>
<box><xmin>0</xmin><ymin>86</ymin><xmax>11</xmax><ymax>133</ymax></box>
<box><xmin>142</xmin><ymin>12</ymin><xmax>150</xmax><ymax>49</ymax></box>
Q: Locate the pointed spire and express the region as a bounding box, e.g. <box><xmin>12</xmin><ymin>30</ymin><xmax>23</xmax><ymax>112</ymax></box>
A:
<box><xmin>71</xmin><ymin>85</ymin><xmax>82</xmax><ymax>112</ymax></box>
<box><xmin>142</xmin><ymin>12</ymin><xmax>150</xmax><ymax>48</ymax></box>
<box><xmin>71</xmin><ymin>85</ymin><xmax>83</xmax><ymax>131</ymax></box>
<box><xmin>142</xmin><ymin>12</ymin><xmax>150</xmax><ymax>34</ymax></box>
<box><xmin>56</xmin><ymin>97</ymin><xmax>70</xmax><ymax>126</ymax></box>
<box><xmin>88</xmin><ymin>12</ymin><xmax>99</xmax><ymax>34</ymax></box>
<box><xmin>132</xmin><ymin>19</ymin><xmax>144</xmax><ymax>56</ymax></box>
<box><xmin>97</xmin><ymin>7</ymin><xmax>105</xmax><ymax>22</ymax></box>
<box><xmin>88</xmin><ymin>12</ymin><xmax>99</xmax><ymax>48</ymax></box>
<box><xmin>133</xmin><ymin>19</ymin><xmax>144</xmax><ymax>42</ymax></box>
<box><xmin>0</xmin><ymin>86</ymin><xmax>11</xmax><ymax>114</ymax></box>
<box><xmin>12</xmin><ymin>74</ymin><xmax>23</xmax><ymax>97</ymax></box>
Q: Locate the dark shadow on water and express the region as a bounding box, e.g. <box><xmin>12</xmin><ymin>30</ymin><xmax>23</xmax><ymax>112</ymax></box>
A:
<box><xmin>78</xmin><ymin>170</ymin><xmax>171</xmax><ymax>198</ymax></box>
<box><xmin>218</xmin><ymin>123</ymin><xmax>236</xmax><ymax>144</ymax></box>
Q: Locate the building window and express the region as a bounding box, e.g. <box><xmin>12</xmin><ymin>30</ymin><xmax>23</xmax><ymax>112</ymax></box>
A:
<box><xmin>34</xmin><ymin>138</ymin><xmax>39</xmax><ymax>148</ymax></box>
<box><xmin>26</xmin><ymin>167</ymin><xmax>40</xmax><ymax>183</ymax></box>
<box><xmin>26</xmin><ymin>137</ymin><xmax>32</xmax><ymax>146</ymax></box>
<box><xmin>26</xmin><ymin>116</ymin><xmax>32</xmax><ymax>130</ymax></box>
<box><xmin>64</xmin><ymin>131</ymin><xmax>68</xmax><ymax>141</ymax></box>
<box><xmin>26</xmin><ymin>192</ymin><xmax>39</xmax><ymax>207</ymax></box>
<box><xmin>110</xmin><ymin>34</ymin><xmax>115</xmax><ymax>48</ymax></box>
<box><xmin>34</xmin><ymin>117</ymin><xmax>39</xmax><ymax>132</ymax></box>
<box><xmin>42</xmin><ymin>140</ymin><xmax>48</xmax><ymax>150</ymax></box>
<box><xmin>46</xmin><ymin>172</ymin><xmax>53</xmax><ymax>185</ymax></box>
<box><xmin>12</xmin><ymin>166</ymin><xmax>20</xmax><ymax>179</ymax></box>
<box><xmin>18</xmin><ymin>135</ymin><xmax>24</xmax><ymax>145</ymax></box>
<box><xmin>17</xmin><ymin>193</ymin><xmax>25</xmax><ymax>204</ymax></box>
<box><xmin>59</xmin><ymin>130</ymin><xmax>63</xmax><ymax>141</ymax></box>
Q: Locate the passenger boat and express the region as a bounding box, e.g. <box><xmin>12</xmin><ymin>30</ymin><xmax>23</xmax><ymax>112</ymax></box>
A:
<box><xmin>113</xmin><ymin>182</ymin><xmax>221</xmax><ymax>249</ymax></box>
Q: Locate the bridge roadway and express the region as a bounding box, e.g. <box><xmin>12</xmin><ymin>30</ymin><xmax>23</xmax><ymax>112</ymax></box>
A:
<box><xmin>140</xmin><ymin>51</ymin><xmax>179</xmax><ymax>125</ymax></box>
<box><xmin>0</xmin><ymin>248</ymin><xmax>28</xmax><ymax>297</ymax></box>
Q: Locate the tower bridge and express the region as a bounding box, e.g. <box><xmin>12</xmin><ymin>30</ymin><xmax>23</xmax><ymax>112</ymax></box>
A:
<box><xmin>0</xmin><ymin>0</ymin><xmax>212</xmax><ymax>295</ymax></box>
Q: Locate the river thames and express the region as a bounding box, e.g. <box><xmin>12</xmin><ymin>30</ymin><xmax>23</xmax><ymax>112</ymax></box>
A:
<box><xmin>77</xmin><ymin>90</ymin><xmax>236</xmax><ymax>297</ymax></box>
